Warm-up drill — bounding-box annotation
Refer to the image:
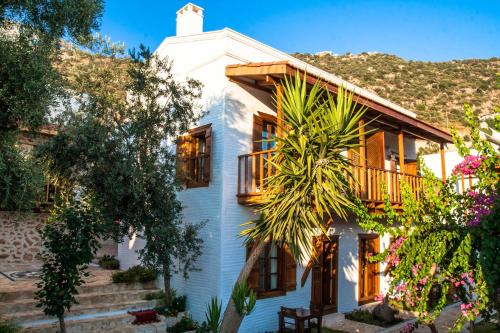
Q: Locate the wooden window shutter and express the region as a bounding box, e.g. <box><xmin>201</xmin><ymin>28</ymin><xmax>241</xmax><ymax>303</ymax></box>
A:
<box><xmin>176</xmin><ymin>134</ymin><xmax>194</xmax><ymax>181</ymax></box>
<box><xmin>253</xmin><ymin>115</ymin><xmax>263</xmax><ymax>152</ymax></box>
<box><xmin>310</xmin><ymin>239</ymin><xmax>323</xmax><ymax>307</ymax></box>
<box><xmin>284</xmin><ymin>245</ymin><xmax>297</xmax><ymax>291</ymax></box>
<box><xmin>246</xmin><ymin>243</ymin><xmax>260</xmax><ymax>291</ymax></box>
<box><xmin>202</xmin><ymin>126</ymin><xmax>212</xmax><ymax>182</ymax></box>
<box><xmin>366</xmin><ymin>132</ymin><xmax>385</xmax><ymax>169</ymax></box>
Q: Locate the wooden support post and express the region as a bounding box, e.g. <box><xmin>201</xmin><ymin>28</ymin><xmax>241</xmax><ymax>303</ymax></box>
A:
<box><xmin>440</xmin><ymin>142</ymin><xmax>446</xmax><ymax>183</ymax></box>
<box><xmin>359</xmin><ymin>119</ymin><xmax>366</xmax><ymax>198</ymax></box>
<box><xmin>276</xmin><ymin>83</ymin><xmax>284</xmax><ymax>138</ymax></box>
<box><xmin>398</xmin><ymin>131</ymin><xmax>405</xmax><ymax>174</ymax></box>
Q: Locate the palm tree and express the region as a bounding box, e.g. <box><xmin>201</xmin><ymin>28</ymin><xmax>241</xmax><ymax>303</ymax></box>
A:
<box><xmin>219</xmin><ymin>73</ymin><xmax>368</xmax><ymax>332</ymax></box>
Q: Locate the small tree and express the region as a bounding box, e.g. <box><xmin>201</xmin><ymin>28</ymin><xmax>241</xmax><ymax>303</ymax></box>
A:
<box><xmin>35</xmin><ymin>198</ymin><xmax>103</xmax><ymax>333</ymax></box>
<box><xmin>220</xmin><ymin>75</ymin><xmax>367</xmax><ymax>332</ymax></box>
<box><xmin>0</xmin><ymin>0</ymin><xmax>103</xmax><ymax>210</ymax></box>
<box><xmin>354</xmin><ymin>106</ymin><xmax>499</xmax><ymax>333</ymax></box>
<box><xmin>38</xmin><ymin>41</ymin><xmax>205</xmax><ymax>295</ymax></box>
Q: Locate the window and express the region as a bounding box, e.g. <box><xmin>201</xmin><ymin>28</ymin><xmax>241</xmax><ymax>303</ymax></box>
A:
<box><xmin>253</xmin><ymin>113</ymin><xmax>277</xmax><ymax>152</ymax></box>
<box><xmin>247</xmin><ymin>242</ymin><xmax>296</xmax><ymax>298</ymax></box>
<box><xmin>176</xmin><ymin>124</ymin><xmax>212</xmax><ymax>188</ymax></box>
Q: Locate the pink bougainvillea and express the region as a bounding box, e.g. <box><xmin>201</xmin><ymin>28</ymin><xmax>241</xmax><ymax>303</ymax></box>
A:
<box><xmin>452</xmin><ymin>155</ymin><xmax>485</xmax><ymax>176</ymax></box>
<box><xmin>385</xmin><ymin>236</ymin><xmax>406</xmax><ymax>267</ymax></box>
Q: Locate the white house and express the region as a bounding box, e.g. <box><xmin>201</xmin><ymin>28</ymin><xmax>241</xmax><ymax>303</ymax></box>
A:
<box><xmin>118</xmin><ymin>3</ymin><xmax>452</xmax><ymax>332</ymax></box>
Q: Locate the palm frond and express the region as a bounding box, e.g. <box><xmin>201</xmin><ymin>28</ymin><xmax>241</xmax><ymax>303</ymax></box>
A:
<box><xmin>242</xmin><ymin>72</ymin><xmax>368</xmax><ymax>260</ymax></box>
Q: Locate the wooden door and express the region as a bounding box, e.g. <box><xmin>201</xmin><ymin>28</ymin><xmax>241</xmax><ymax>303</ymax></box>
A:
<box><xmin>366</xmin><ymin>132</ymin><xmax>385</xmax><ymax>169</ymax></box>
<box><xmin>311</xmin><ymin>236</ymin><xmax>339</xmax><ymax>314</ymax></box>
<box><xmin>358</xmin><ymin>234</ymin><xmax>380</xmax><ymax>305</ymax></box>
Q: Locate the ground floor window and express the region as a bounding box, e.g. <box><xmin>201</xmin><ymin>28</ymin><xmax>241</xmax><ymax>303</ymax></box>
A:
<box><xmin>247</xmin><ymin>242</ymin><xmax>296</xmax><ymax>298</ymax></box>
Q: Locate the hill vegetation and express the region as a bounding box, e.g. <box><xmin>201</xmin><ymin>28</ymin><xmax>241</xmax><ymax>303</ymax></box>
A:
<box><xmin>293</xmin><ymin>52</ymin><xmax>500</xmax><ymax>129</ymax></box>
<box><xmin>56</xmin><ymin>46</ymin><xmax>499</xmax><ymax>131</ymax></box>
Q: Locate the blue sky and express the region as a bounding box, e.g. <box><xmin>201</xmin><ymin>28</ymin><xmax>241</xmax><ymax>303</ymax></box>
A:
<box><xmin>100</xmin><ymin>0</ymin><xmax>500</xmax><ymax>61</ymax></box>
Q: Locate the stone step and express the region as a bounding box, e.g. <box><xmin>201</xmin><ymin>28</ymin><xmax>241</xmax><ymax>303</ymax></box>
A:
<box><xmin>0</xmin><ymin>281</ymin><xmax>157</xmax><ymax>302</ymax></box>
<box><xmin>22</xmin><ymin>311</ymin><xmax>186</xmax><ymax>333</ymax></box>
<box><xmin>0</xmin><ymin>289</ymin><xmax>160</xmax><ymax>315</ymax></box>
<box><xmin>3</xmin><ymin>299</ymin><xmax>158</xmax><ymax>325</ymax></box>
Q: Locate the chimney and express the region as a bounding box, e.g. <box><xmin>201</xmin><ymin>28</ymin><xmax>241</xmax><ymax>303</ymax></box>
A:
<box><xmin>176</xmin><ymin>3</ymin><xmax>204</xmax><ymax>36</ymax></box>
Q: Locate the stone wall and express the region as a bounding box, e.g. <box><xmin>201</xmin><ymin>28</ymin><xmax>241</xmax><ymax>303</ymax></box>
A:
<box><xmin>0</xmin><ymin>212</ymin><xmax>118</xmax><ymax>265</ymax></box>
<box><xmin>0</xmin><ymin>212</ymin><xmax>46</xmax><ymax>264</ymax></box>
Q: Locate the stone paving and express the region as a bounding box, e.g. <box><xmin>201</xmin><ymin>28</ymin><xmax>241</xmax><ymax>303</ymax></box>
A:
<box><xmin>0</xmin><ymin>263</ymin><xmax>117</xmax><ymax>293</ymax></box>
<box><xmin>324</xmin><ymin>303</ymin><xmax>468</xmax><ymax>333</ymax></box>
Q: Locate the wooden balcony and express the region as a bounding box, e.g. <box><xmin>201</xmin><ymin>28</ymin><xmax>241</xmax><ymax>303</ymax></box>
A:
<box><xmin>237</xmin><ymin>150</ymin><xmax>423</xmax><ymax>209</ymax></box>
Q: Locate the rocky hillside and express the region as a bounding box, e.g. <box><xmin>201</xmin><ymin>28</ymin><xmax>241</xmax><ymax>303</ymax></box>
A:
<box><xmin>56</xmin><ymin>46</ymin><xmax>499</xmax><ymax>131</ymax></box>
<box><xmin>293</xmin><ymin>52</ymin><xmax>500</xmax><ymax>130</ymax></box>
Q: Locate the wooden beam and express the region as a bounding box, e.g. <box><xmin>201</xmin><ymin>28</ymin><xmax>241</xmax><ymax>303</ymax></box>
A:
<box><xmin>359</xmin><ymin>119</ymin><xmax>366</xmax><ymax>198</ymax></box>
<box><xmin>276</xmin><ymin>83</ymin><xmax>284</xmax><ymax>138</ymax></box>
<box><xmin>225</xmin><ymin>62</ymin><xmax>453</xmax><ymax>143</ymax></box>
<box><xmin>440</xmin><ymin>142</ymin><xmax>446</xmax><ymax>183</ymax></box>
<box><xmin>398</xmin><ymin>131</ymin><xmax>405</xmax><ymax>173</ymax></box>
<box><xmin>255</xmin><ymin>75</ymin><xmax>277</xmax><ymax>86</ymax></box>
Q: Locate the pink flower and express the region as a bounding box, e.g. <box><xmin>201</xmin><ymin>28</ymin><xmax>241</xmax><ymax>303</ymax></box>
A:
<box><xmin>418</xmin><ymin>276</ymin><xmax>428</xmax><ymax>285</ymax></box>
<box><xmin>374</xmin><ymin>293</ymin><xmax>384</xmax><ymax>301</ymax></box>
<box><xmin>412</xmin><ymin>264</ymin><xmax>422</xmax><ymax>277</ymax></box>
<box><xmin>453</xmin><ymin>155</ymin><xmax>485</xmax><ymax>176</ymax></box>
<box><xmin>401</xmin><ymin>322</ymin><xmax>415</xmax><ymax>333</ymax></box>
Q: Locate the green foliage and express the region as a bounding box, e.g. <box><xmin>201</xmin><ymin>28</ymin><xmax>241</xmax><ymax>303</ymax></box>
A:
<box><xmin>345</xmin><ymin>309</ymin><xmax>401</xmax><ymax>327</ymax></box>
<box><xmin>97</xmin><ymin>255</ymin><xmax>120</xmax><ymax>270</ymax></box>
<box><xmin>231</xmin><ymin>280</ymin><xmax>256</xmax><ymax>316</ymax></box>
<box><xmin>0</xmin><ymin>131</ymin><xmax>44</xmax><ymax>211</ymax></box>
<box><xmin>35</xmin><ymin>199</ymin><xmax>103</xmax><ymax>323</ymax></box>
<box><xmin>37</xmin><ymin>41</ymin><xmax>205</xmax><ymax>293</ymax></box>
<box><xmin>0</xmin><ymin>0</ymin><xmax>103</xmax><ymax>211</ymax></box>
<box><xmin>143</xmin><ymin>291</ymin><xmax>167</xmax><ymax>300</ymax></box>
<box><xmin>111</xmin><ymin>265</ymin><xmax>156</xmax><ymax>284</ymax></box>
<box><xmin>354</xmin><ymin>105</ymin><xmax>499</xmax><ymax>332</ymax></box>
<box><xmin>0</xmin><ymin>320</ymin><xmax>21</xmax><ymax>333</ymax></box>
<box><xmin>151</xmin><ymin>290</ymin><xmax>187</xmax><ymax>317</ymax></box>
<box><xmin>202</xmin><ymin>297</ymin><xmax>222</xmax><ymax>333</ymax></box>
<box><xmin>293</xmin><ymin>52</ymin><xmax>500</xmax><ymax>129</ymax></box>
<box><xmin>242</xmin><ymin>74</ymin><xmax>367</xmax><ymax>260</ymax></box>
<box><xmin>167</xmin><ymin>315</ymin><xmax>199</xmax><ymax>333</ymax></box>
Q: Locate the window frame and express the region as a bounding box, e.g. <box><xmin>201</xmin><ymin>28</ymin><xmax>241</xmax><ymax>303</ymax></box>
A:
<box><xmin>176</xmin><ymin>124</ymin><xmax>212</xmax><ymax>188</ymax></box>
<box><xmin>247</xmin><ymin>242</ymin><xmax>289</xmax><ymax>299</ymax></box>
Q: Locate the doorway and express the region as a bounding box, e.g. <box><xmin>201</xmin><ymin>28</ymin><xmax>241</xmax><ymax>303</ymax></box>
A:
<box><xmin>311</xmin><ymin>236</ymin><xmax>338</xmax><ymax>314</ymax></box>
<box><xmin>358</xmin><ymin>234</ymin><xmax>380</xmax><ymax>305</ymax></box>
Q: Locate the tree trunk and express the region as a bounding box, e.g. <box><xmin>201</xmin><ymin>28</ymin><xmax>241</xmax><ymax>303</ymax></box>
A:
<box><xmin>58</xmin><ymin>314</ymin><xmax>66</xmax><ymax>333</ymax></box>
<box><xmin>427</xmin><ymin>323</ymin><xmax>438</xmax><ymax>333</ymax></box>
<box><xmin>162</xmin><ymin>260</ymin><xmax>171</xmax><ymax>296</ymax></box>
<box><xmin>219</xmin><ymin>239</ymin><xmax>268</xmax><ymax>333</ymax></box>
<box><xmin>469</xmin><ymin>320</ymin><xmax>475</xmax><ymax>333</ymax></box>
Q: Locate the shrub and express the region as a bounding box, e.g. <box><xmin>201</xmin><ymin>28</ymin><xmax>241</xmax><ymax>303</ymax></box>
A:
<box><xmin>143</xmin><ymin>290</ymin><xmax>166</xmax><ymax>300</ymax></box>
<box><xmin>345</xmin><ymin>309</ymin><xmax>402</xmax><ymax>327</ymax></box>
<box><xmin>0</xmin><ymin>320</ymin><xmax>21</xmax><ymax>333</ymax></box>
<box><xmin>167</xmin><ymin>315</ymin><xmax>198</xmax><ymax>333</ymax></box>
<box><xmin>98</xmin><ymin>255</ymin><xmax>120</xmax><ymax>270</ymax></box>
<box><xmin>111</xmin><ymin>265</ymin><xmax>156</xmax><ymax>283</ymax></box>
<box><xmin>152</xmin><ymin>290</ymin><xmax>187</xmax><ymax>317</ymax></box>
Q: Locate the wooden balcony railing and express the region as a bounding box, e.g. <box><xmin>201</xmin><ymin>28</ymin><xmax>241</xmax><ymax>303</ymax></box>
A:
<box><xmin>237</xmin><ymin>150</ymin><xmax>423</xmax><ymax>208</ymax></box>
<box><xmin>237</xmin><ymin>149</ymin><xmax>276</xmax><ymax>204</ymax></box>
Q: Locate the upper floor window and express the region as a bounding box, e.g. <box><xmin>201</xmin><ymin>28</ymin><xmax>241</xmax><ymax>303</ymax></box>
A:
<box><xmin>253</xmin><ymin>112</ymin><xmax>277</xmax><ymax>152</ymax></box>
<box><xmin>176</xmin><ymin>124</ymin><xmax>212</xmax><ymax>188</ymax></box>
